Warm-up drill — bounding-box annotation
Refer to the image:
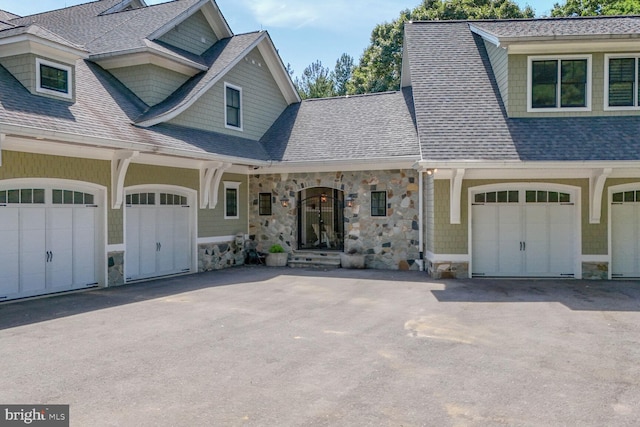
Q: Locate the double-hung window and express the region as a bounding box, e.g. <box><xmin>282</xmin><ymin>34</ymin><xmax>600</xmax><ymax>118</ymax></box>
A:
<box><xmin>224</xmin><ymin>83</ymin><xmax>242</xmax><ymax>130</ymax></box>
<box><xmin>371</xmin><ymin>191</ymin><xmax>387</xmax><ymax>217</ymax></box>
<box><xmin>36</xmin><ymin>58</ymin><xmax>72</xmax><ymax>99</ymax></box>
<box><xmin>224</xmin><ymin>181</ymin><xmax>241</xmax><ymax>219</ymax></box>
<box><xmin>606</xmin><ymin>55</ymin><xmax>640</xmax><ymax>109</ymax></box>
<box><xmin>528</xmin><ymin>56</ymin><xmax>591</xmax><ymax>111</ymax></box>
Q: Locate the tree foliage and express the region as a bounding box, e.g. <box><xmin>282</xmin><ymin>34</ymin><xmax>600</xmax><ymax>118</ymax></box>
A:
<box><xmin>551</xmin><ymin>0</ymin><xmax>640</xmax><ymax>16</ymax></box>
<box><xmin>295</xmin><ymin>60</ymin><xmax>334</xmax><ymax>100</ymax></box>
<box><xmin>332</xmin><ymin>53</ymin><xmax>355</xmax><ymax>96</ymax></box>
<box><xmin>347</xmin><ymin>0</ymin><xmax>535</xmax><ymax>94</ymax></box>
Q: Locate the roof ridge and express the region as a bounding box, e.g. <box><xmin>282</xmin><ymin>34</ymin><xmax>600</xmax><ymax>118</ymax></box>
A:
<box><xmin>410</xmin><ymin>15</ymin><xmax>640</xmax><ymax>25</ymax></box>
<box><xmin>15</xmin><ymin>0</ymin><xmax>119</xmax><ymax>19</ymax></box>
<box><xmin>302</xmin><ymin>91</ymin><xmax>401</xmax><ymax>102</ymax></box>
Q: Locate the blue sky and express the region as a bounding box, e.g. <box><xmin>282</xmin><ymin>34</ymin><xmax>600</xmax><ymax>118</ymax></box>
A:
<box><xmin>1</xmin><ymin>0</ymin><xmax>558</xmax><ymax>78</ymax></box>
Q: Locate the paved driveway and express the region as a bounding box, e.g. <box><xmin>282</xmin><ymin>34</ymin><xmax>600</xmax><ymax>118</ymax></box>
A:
<box><xmin>1</xmin><ymin>267</ymin><xmax>639</xmax><ymax>426</ymax></box>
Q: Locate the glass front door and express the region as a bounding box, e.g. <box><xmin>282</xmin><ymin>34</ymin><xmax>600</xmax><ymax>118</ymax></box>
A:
<box><xmin>298</xmin><ymin>188</ymin><xmax>344</xmax><ymax>251</ymax></box>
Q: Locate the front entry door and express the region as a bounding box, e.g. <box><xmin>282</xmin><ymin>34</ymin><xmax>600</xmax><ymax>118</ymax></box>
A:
<box><xmin>298</xmin><ymin>188</ymin><xmax>344</xmax><ymax>250</ymax></box>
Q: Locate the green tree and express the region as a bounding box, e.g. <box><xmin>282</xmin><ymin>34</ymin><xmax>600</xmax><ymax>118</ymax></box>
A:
<box><xmin>331</xmin><ymin>53</ymin><xmax>355</xmax><ymax>96</ymax></box>
<box><xmin>347</xmin><ymin>0</ymin><xmax>534</xmax><ymax>94</ymax></box>
<box><xmin>551</xmin><ymin>0</ymin><xmax>640</xmax><ymax>16</ymax></box>
<box><xmin>295</xmin><ymin>60</ymin><xmax>335</xmax><ymax>100</ymax></box>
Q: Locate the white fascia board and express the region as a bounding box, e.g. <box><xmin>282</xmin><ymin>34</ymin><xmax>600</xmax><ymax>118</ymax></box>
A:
<box><xmin>0</xmin><ymin>123</ymin><xmax>270</xmax><ymax>167</ymax></box>
<box><xmin>253</xmin><ymin>156</ymin><xmax>419</xmax><ymax>174</ymax></box>
<box><xmin>507</xmin><ymin>38</ymin><xmax>640</xmax><ymax>55</ymax></box>
<box><xmin>147</xmin><ymin>0</ymin><xmax>232</xmax><ymax>42</ymax></box>
<box><xmin>417</xmin><ymin>159</ymin><xmax>640</xmax><ymax>170</ymax></box>
<box><xmin>136</xmin><ymin>33</ymin><xmax>268</xmax><ymax>127</ymax></box>
<box><xmin>468</xmin><ymin>24</ymin><xmax>501</xmax><ymax>47</ymax></box>
<box><xmin>199</xmin><ymin>0</ymin><xmax>234</xmax><ymax>39</ymax></box>
<box><xmin>256</xmin><ymin>35</ymin><xmax>301</xmax><ymax>104</ymax></box>
<box><xmin>0</xmin><ymin>36</ymin><xmax>88</xmax><ymax>61</ymax></box>
<box><xmin>90</xmin><ymin>46</ymin><xmax>208</xmax><ymax>76</ymax></box>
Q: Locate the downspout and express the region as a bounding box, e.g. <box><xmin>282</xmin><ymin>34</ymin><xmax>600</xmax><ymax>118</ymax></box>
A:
<box><xmin>418</xmin><ymin>169</ymin><xmax>424</xmax><ymax>271</ymax></box>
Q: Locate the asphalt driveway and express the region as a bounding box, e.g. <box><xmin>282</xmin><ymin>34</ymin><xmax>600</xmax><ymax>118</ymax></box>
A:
<box><xmin>1</xmin><ymin>267</ymin><xmax>639</xmax><ymax>426</ymax></box>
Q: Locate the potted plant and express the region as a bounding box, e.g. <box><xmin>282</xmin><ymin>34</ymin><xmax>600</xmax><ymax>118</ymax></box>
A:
<box><xmin>266</xmin><ymin>244</ymin><xmax>288</xmax><ymax>267</ymax></box>
<box><xmin>340</xmin><ymin>248</ymin><xmax>366</xmax><ymax>269</ymax></box>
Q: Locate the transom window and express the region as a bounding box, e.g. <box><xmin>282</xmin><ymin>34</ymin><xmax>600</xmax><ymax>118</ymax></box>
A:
<box><xmin>371</xmin><ymin>191</ymin><xmax>387</xmax><ymax>217</ymax></box>
<box><xmin>613</xmin><ymin>191</ymin><xmax>640</xmax><ymax>203</ymax></box>
<box><xmin>36</xmin><ymin>58</ymin><xmax>72</xmax><ymax>99</ymax></box>
<box><xmin>259</xmin><ymin>193</ymin><xmax>272</xmax><ymax>216</ymax></box>
<box><xmin>525</xmin><ymin>191</ymin><xmax>571</xmax><ymax>203</ymax></box>
<box><xmin>126</xmin><ymin>192</ymin><xmax>186</xmax><ymax>206</ymax></box>
<box><xmin>529</xmin><ymin>56</ymin><xmax>590</xmax><ymax>111</ymax></box>
<box><xmin>474</xmin><ymin>191</ymin><xmax>519</xmax><ymax>204</ymax></box>
<box><xmin>0</xmin><ymin>189</ymin><xmax>45</xmax><ymax>204</ymax></box>
<box><xmin>53</xmin><ymin>189</ymin><xmax>95</xmax><ymax>205</ymax></box>
<box><xmin>225</xmin><ymin>83</ymin><xmax>242</xmax><ymax>130</ymax></box>
<box><xmin>606</xmin><ymin>55</ymin><xmax>640</xmax><ymax>109</ymax></box>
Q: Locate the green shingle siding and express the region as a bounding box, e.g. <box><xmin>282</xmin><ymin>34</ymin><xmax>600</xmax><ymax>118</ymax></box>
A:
<box><xmin>198</xmin><ymin>173</ymin><xmax>248</xmax><ymax>237</ymax></box>
<box><xmin>109</xmin><ymin>64</ymin><xmax>188</xmax><ymax>106</ymax></box>
<box><xmin>157</xmin><ymin>10</ymin><xmax>218</xmax><ymax>56</ymax></box>
<box><xmin>484</xmin><ymin>40</ymin><xmax>508</xmax><ymax>111</ymax></box>
<box><xmin>169</xmin><ymin>48</ymin><xmax>289</xmax><ymax>141</ymax></box>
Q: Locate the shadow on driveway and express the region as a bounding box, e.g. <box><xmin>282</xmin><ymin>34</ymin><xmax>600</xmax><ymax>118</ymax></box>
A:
<box><xmin>432</xmin><ymin>278</ymin><xmax>640</xmax><ymax>312</ymax></box>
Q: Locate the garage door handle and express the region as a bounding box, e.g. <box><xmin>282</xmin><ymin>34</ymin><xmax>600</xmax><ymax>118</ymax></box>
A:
<box><xmin>523</xmin><ymin>242</ymin><xmax>525</xmax><ymax>251</ymax></box>
<box><xmin>519</xmin><ymin>242</ymin><xmax>523</xmax><ymax>251</ymax></box>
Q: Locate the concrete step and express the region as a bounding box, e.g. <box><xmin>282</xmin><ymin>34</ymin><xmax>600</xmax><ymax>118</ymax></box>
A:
<box><xmin>289</xmin><ymin>251</ymin><xmax>342</xmax><ymax>269</ymax></box>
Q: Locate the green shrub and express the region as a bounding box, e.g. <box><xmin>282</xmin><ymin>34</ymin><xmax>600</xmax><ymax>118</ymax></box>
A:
<box><xmin>269</xmin><ymin>244</ymin><xmax>285</xmax><ymax>253</ymax></box>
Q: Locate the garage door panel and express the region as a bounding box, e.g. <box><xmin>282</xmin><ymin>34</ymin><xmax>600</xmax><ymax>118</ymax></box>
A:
<box><xmin>20</xmin><ymin>208</ymin><xmax>47</xmax><ymax>293</ymax></box>
<box><xmin>0</xmin><ymin>209</ymin><xmax>20</xmax><ymax>297</ymax></box>
<box><xmin>612</xmin><ymin>203</ymin><xmax>639</xmax><ymax>277</ymax></box>
<box><xmin>156</xmin><ymin>207</ymin><xmax>175</xmax><ymax>274</ymax></box>
<box><xmin>548</xmin><ymin>205</ymin><xmax>575</xmax><ymax>275</ymax></box>
<box><xmin>139</xmin><ymin>208</ymin><xmax>158</xmax><ymax>277</ymax></box>
<box><xmin>472</xmin><ymin>205</ymin><xmax>498</xmax><ymax>275</ymax></box>
<box><xmin>47</xmin><ymin>208</ymin><xmax>74</xmax><ymax>289</ymax></box>
<box><xmin>73</xmin><ymin>207</ymin><xmax>97</xmax><ymax>286</ymax></box>
<box><xmin>173</xmin><ymin>208</ymin><xmax>191</xmax><ymax>272</ymax></box>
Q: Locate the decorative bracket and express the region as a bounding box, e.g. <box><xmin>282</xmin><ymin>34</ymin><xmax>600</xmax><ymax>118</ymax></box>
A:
<box><xmin>590</xmin><ymin>167</ymin><xmax>612</xmax><ymax>224</ymax></box>
<box><xmin>450</xmin><ymin>168</ymin><xmax>465</xmax><ymax>224</ymax></box>
<box><xmin>200</xmin><ymin>161</ymin><xmax>231</xmax><ymax>209</ymax></box>
<box><xmin>111</xmin><ymin>150</ymin><xmax>139</xmax><ymax>209</ymax></box>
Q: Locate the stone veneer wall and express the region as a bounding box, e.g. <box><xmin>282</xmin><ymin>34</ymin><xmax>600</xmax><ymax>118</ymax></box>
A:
<box><xmin>198</xmin><ymin>241</ymin><xmax>245</xmax><ymax>272</ymax></box>
<box><xmin>107</xmin><ymin>252</ymin><xmax>124</xmax><ymax>286</ymax></box>
<box><xmin>249</xmin><ymin>170</ymin><xmax>420</xmax><ymax>270</ymax></box>
<box><xmin>582</xmin><ymin>262</ymin><xmax>608</xmax><ymax>280</ymax></box>
<box><xmin>427</xmin><ymin>261</ymin><xmax>469</xmax><ymax>279</ymax></box>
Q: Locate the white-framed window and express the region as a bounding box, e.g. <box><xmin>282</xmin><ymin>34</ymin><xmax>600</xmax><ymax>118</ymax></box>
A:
<box><xmin>224</xmin><ymin>82</ymin><xmax>242</xmax><ymax>131</ymax></box>
<box><xmin>36</xmin><ymin>58</ymin><xmax>73</xmax><ymax>99</ymax></box>
<box><xmin>223</xmin><ymin>181</ymin><xmax>241</xmax><ymax>219</ymax></box>
<box><xmin>527</xmin><ymin>55</ymin><xmax>591</xmax><ymax>112</ymax></box>
<box><xmin>604</xmin><ymin>54</ymin><xmax>640</xmax><ymax>110</ymax></box>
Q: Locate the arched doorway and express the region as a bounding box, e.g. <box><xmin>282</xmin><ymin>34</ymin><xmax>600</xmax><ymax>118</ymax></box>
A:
<box><xmin>298</xmin><ymin>187</ymin><xmax>344</xmax><ymax>250</ymax></box>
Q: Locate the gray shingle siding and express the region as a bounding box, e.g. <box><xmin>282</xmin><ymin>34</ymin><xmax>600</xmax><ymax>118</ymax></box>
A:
<box><xmin>110</xmin><ymin>64</ymin><xmax>189</xmax><ymax>107</ymax></box>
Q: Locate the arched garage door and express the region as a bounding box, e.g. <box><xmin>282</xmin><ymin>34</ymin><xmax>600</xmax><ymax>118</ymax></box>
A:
<box><xmin>471</xmin><ymin>186</ymin><xmax>578</xmax><ymax>278</ymax></box>
<box><xmin>0</xmin><ymin>181</ymin><xmax>102</xmax><ymax>301</ymax></box>
<box><xmin>611</xmin><ymin>189</ymin><xmax>640</xmax><ymax>278</ymax></box>
<box><xmin>125</xmin><ymin>187</ymin><xmax>194</xmax><ymax>282</ymax></box>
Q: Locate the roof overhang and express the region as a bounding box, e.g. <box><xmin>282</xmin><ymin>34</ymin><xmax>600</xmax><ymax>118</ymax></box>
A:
<box><xmin>469</xmin><ymin>24</ymin><xmax>640</xmax><ymax>54</ymax></box>
<box><xmin>90</xmin><ymin>44</ymin><xmax>208</xmax><ymax>76</ymax></box>
<box><xmin>0</xmin><ymin>33</ymin><xmax>88</xmax><ymax>62</ymax></box>
<box><xmin>256</xmin><ymin>34</ymin><xmax>301</xmax><ymax>104</ymax></box>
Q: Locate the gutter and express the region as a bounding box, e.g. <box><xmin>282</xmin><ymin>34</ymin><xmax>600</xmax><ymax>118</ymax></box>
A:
<box><xmin>0</xmin><ymin>123</ymin><xmax>271</xmax><ymax>167</ymax></box>
<box><xmin>416</xmin><ymin>159</ymin><xmax>640</xmax><ymax>169</ymax></box>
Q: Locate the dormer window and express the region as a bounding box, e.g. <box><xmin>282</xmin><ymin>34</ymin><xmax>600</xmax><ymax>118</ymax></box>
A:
<box><xmin>36</xmin><ymin>58</ymin><xmax>72</xmax><ymax>99</ymax></box>
<box><xmin>528</xmin><ymin>55</ymin><xmax>591</xmax><ymax>112</ymax></box>
<box><xmin>605</xmin><ymin>55</ymin><xmax>640</xmax><ymax>110</ymax></box>
<box><xmin>224</xmin><ymin>83</ymin><xmax>242</xmax><ymax>131</ymax></box>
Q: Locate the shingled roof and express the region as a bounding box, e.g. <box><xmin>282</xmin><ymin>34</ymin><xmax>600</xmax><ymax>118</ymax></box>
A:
<box><xmin>261</xmin><ymin>89</ymin><xmax>420</xmax><ymax>163</ymax></box>
<box><xmin>405</xmin><ymin>20</ymin><xmax>640</xmax><ymax>162</ymax></box>
<box><xmin>471</xmin><ymin>15</ymin><xmax>640</xmax><ymax>40</ymax></box>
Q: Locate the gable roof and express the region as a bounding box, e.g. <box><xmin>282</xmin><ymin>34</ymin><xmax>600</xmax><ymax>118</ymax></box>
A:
<box><xmin>0</xmin><ymin>54</ymin><xmax>269</xmax><ymax>163</ymax></box>
<box><xmin>404</xmin><ymin>20</ymin><xmax>640</xmax><ymax>162</ymax></box>
<box><xmin>260</xmin><ymin>89</ymin><xmax>420</xmax><ymax>163</ymax></box>
<box><xmin>136</xmin><ymin>31</ymin><xmax>266</xmax><ymax>126</ymax></box>
<box><xmin>0</xmin><ymin>10</ymin><xmax>20</xmax><ymax>21</ymax></box>
<box><xmin>0</xmin><ymin>23</ymin><xmax>87</xmax><ymax>52</ymax></box>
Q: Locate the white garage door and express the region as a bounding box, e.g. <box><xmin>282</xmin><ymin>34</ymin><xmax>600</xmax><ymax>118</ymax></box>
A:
<box><xmin>125</xmin><ymin>191</ymin><xmax>192</xmax><ymax>282</ymax></box>
<box><xmin>0</xmin><ymin>187</ymin><xmax>99</xmax><ymax>301</ymax></box>
<box><xmin>611</xmin><ymin>190</ymin><xmax>640</xmax><ymax>278</ymax></box>
<box><xmin>472</xmin><ymin>189</ymin><xmax>576</xmax><ymax>278</ymax></box>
